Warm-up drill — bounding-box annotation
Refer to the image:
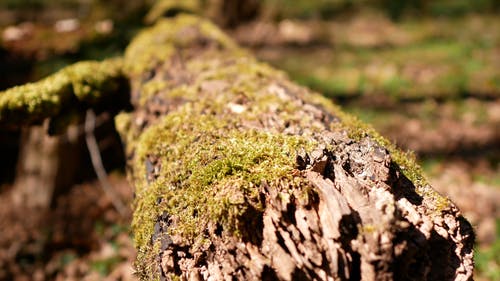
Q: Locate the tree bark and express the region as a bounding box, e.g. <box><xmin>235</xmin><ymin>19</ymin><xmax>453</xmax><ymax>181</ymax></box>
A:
<box><xmin>117</xmin><ymin>15</ymin><xmax>474</xmax><ymax>281</ymax></box>
<box><xmin>12</xmin><ymin>124</ymin><xmax>83</xmax><ymax>210</ymax></box>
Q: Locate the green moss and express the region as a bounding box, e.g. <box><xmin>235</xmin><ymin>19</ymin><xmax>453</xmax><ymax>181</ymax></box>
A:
<box><xmin>135</xmin><ymin>240</ymin><xmax>162</xmax><ymax>281</ymax></box>
<box><xmin>114</xmin><ymin>112</ymin><xmax>133</xmax><ymax>142</ymax></box>
<box><xmin>124</xmin><ymin>14</ymin><xmax>239</xmax><ymax>78</ymax></box>
<box><xmin>65</xmin><ymin>58</ymin><xmax>125</xmax><ymax>105</ymax></box>
<box><xmin>0</xmin><ymin>58</ymin><xmax>125</xmax><ymax>126</ymax></box>
<box><xmin>114</xmin><ymin>112</ymin><xmax>139</xmax><ymax>159</ymax></box>
<box><xmin>129</xmin><ymin>96</ymin><xmax>316</xmax><ymax>278</ymax></box>
<box><xmin>139</xmin><ymin>80</ymin><xmax>169</xmax><ymax>106</ymax></box>
<box><xmin>132</xmin><ymin>103</ymin><xmax>315</xmax><ymax>249</ymax></box>
<box><xmin>0</xmin><ymin>70</ymin><xmax>72</xmax><ymax>124</ymax></box>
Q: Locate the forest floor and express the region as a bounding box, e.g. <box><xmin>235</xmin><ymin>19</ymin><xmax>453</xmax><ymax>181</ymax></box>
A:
<box><xmin>0</xmin><ymin>8</ymin><xmax>498</xmax><ymax>281</ymax></box>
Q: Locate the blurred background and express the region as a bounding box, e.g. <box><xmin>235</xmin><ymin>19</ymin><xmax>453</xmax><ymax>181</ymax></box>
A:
<box><xmin>0</xmin><ymin>0</ymin><xmax>498</xmax><ymax>280</ymax></box>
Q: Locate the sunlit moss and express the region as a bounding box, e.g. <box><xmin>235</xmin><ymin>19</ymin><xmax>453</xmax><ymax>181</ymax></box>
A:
<box><xmin>130</xmin><ymin>103</ymin><xmax>315</xmax><ymax>276</ymax></box>
<box><xmin>0</xmin><ymin>58</ymin><xmax>125</xmax><ymax>125</ymax></box>
<box><xmin>124</xmin><ymin>14</ymin><xmax>238</xmax><ymax>78</ymax></box>
<box><xmin>65</xmin><ymin>58</ymin><xmax>125</xmax><ymax>104</ymax></box>
<box><xmin>0</xmin><ymin>72</ymin><xmax>72</xmax><ymax>124</ymax></box>
<box><xmin>139</xmin><ymin>80</ymin><xmax>169</xmax><ymax>106</ymax></box>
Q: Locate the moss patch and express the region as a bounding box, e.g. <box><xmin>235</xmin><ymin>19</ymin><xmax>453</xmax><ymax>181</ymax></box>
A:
<box><xmin>0</xmin><ymin>58</ymin><xmax>125</xmax><ymax>126</ymax></box>
<box><xmin>124</xmin><ymin>14</ymin><xmax>239</xmax><ymax>78</ymax></box>
<box><xmin>131</xmin><ymin>102</ymin><xmax>315</xmax><ymax>252</ymax></box>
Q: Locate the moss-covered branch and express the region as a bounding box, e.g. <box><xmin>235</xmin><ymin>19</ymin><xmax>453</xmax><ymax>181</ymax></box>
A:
<box><xmin>0</xmin><ymin>58</ymin><xmax>127</xmax><ymax>127</ymax></box>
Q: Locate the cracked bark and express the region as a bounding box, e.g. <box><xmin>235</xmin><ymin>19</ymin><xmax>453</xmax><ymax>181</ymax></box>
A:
<box><xmin>118</xmin><ymin>15</ymin><xmax>474</xmax><ymax>281</ymax></box>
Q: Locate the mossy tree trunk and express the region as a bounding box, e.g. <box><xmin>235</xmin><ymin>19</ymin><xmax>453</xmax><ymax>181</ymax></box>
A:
<box><xmin>116</xmin><ymin>15</ymin><xmax>474</xmax><ymax>281</ymax></box>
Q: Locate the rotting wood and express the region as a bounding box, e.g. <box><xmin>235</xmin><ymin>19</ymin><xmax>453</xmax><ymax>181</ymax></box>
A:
<box><xmin>117</xmin><ymin>14</ymin><xmax>474</xmax><ymax>281</ymax></box>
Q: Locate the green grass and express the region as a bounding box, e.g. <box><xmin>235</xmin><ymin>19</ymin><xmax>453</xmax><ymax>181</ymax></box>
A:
<box><xmin>90</xmin><ymin>256</ymin><xmax>122</xmax><ymax>276</ymax></box>
<box><xmin>261</xmin><ymin>15</ymin><xmax>500</xmax><ymax>101</ymax></box>
<box><xmin>473</xmin><ymin>174</ymin><xmax>500</xmax><ymax>188</ymax></box>
<box><xmin>267</xmin><ymin>40</ymin><xmax>499</xmax><ymax>100</ymax></box>
<box><xmin>475</xmin><ymin>219</ymin><xmax>500</xmax><ymax>280</ymax></box>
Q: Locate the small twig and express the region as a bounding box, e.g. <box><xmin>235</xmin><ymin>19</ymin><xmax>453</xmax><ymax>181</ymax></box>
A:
<box><xmin>85</xmin><ymin>109</ymin><xmax>128</xmax><ymax>217</ymax></box>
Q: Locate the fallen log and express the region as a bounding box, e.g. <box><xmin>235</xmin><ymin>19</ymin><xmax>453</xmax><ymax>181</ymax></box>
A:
<box><xmin>0</xmin><ymin>14</ymin><xmax>474</xmax><ymax>281</ymax></box>
<box><xmin>116</xmin><ymin>15</ymin><xmax>474</xmax><ymax>280</ymax></box>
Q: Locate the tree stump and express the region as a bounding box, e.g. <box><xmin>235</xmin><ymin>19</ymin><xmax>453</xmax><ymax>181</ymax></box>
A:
<box><xmin>115</xmin><ymin>15</ymin><xmax>474</xmax><ymax>281</ymax></box>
